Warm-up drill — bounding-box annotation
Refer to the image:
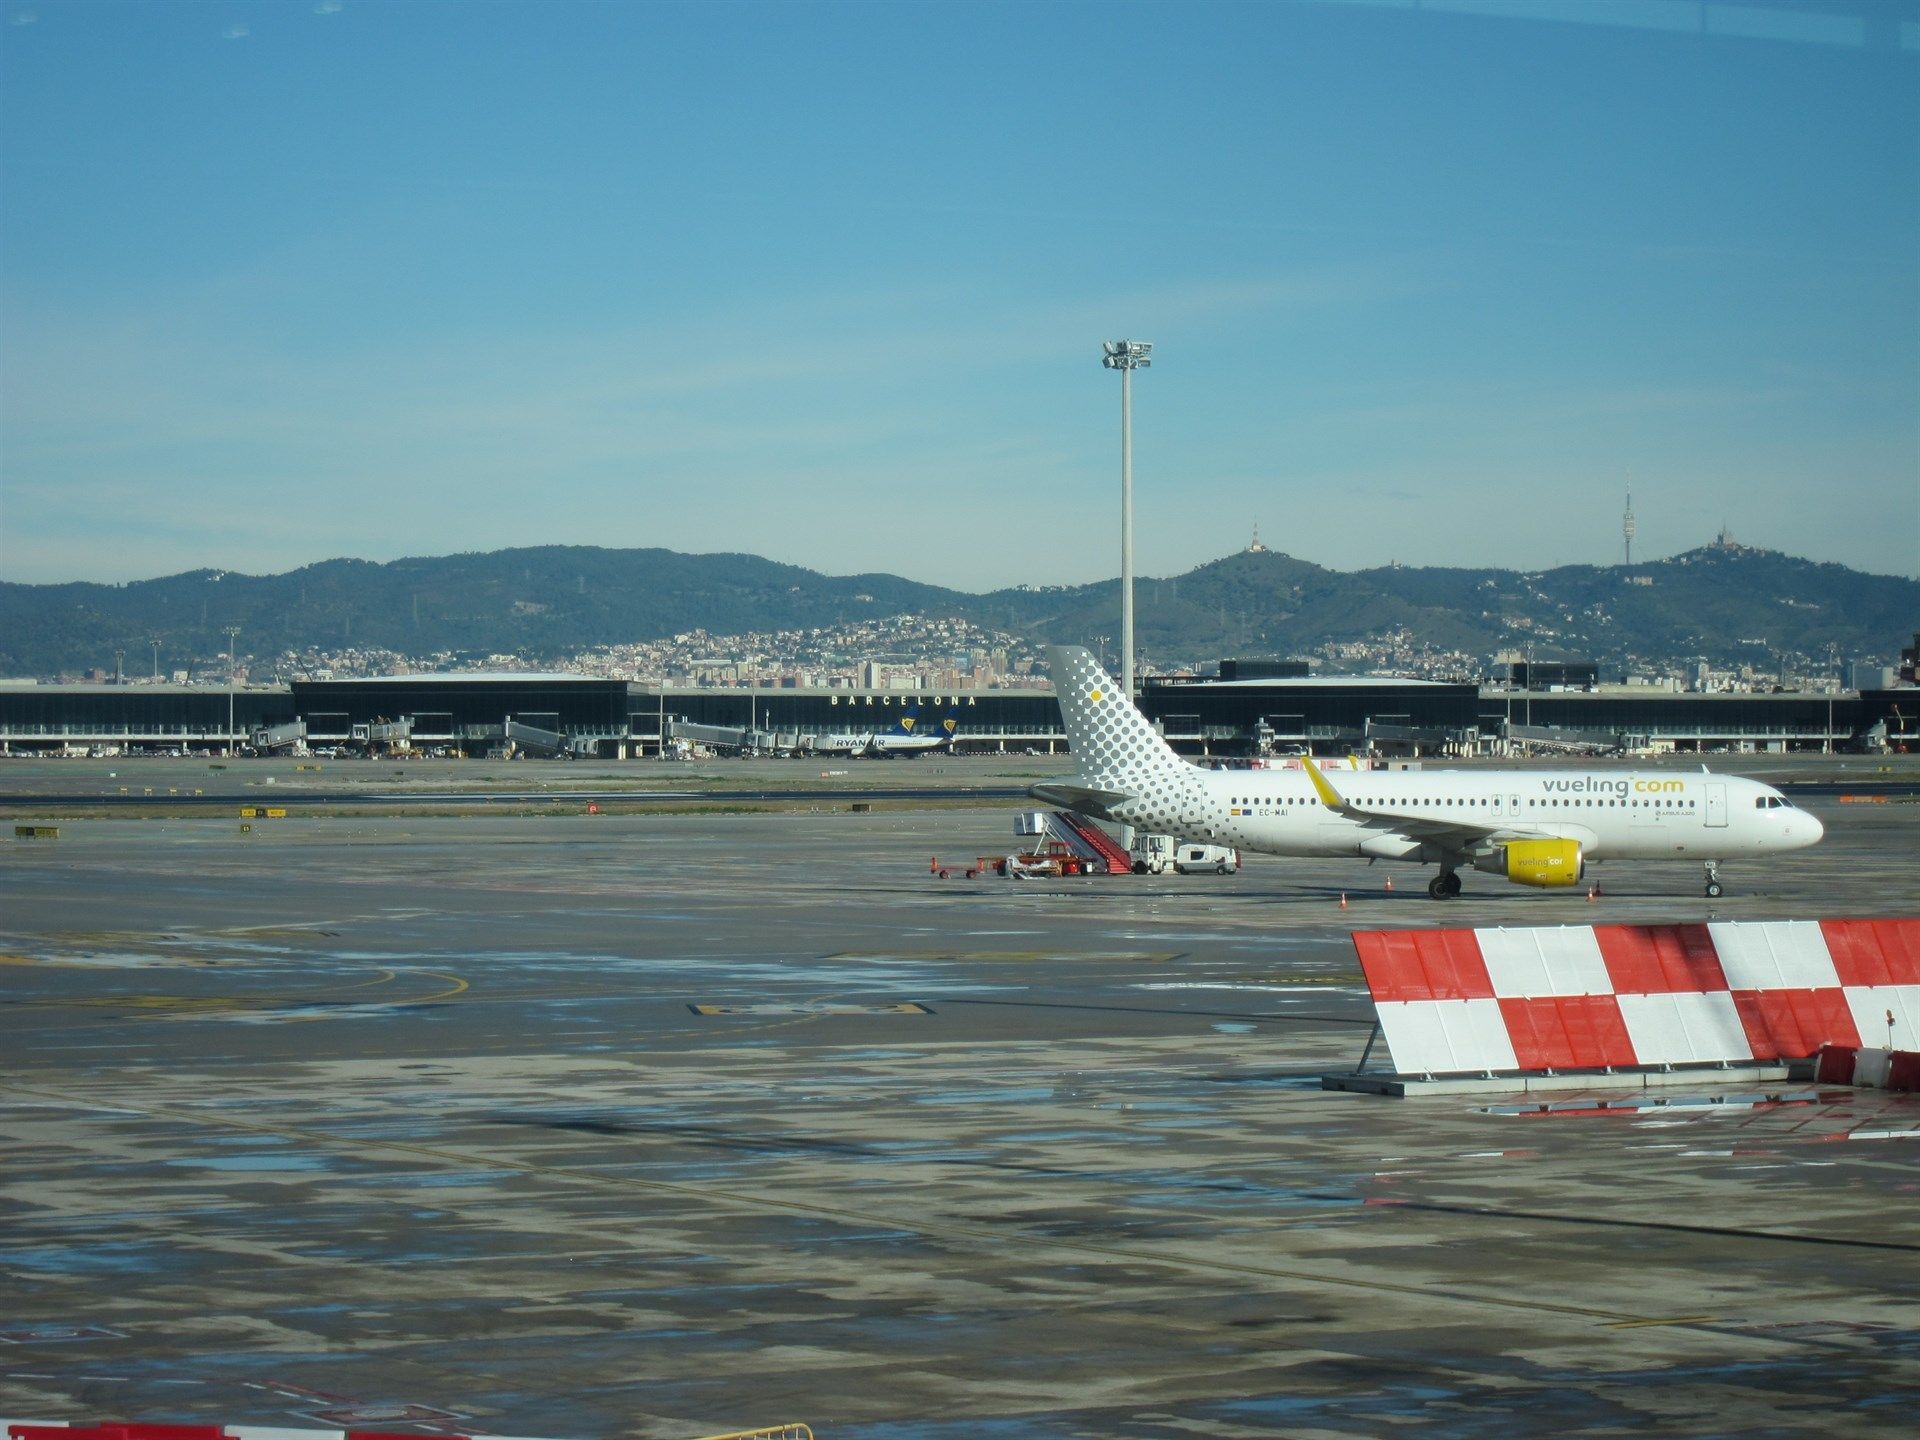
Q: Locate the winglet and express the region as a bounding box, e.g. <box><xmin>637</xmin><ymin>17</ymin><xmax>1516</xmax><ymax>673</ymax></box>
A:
<box><xmin>1300</xmin><ymin>756</ymin><xmax>1350</xmax><ymax>812</ymax></box>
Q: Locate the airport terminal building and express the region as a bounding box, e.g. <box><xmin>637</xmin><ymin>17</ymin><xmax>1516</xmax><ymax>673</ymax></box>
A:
<box><xmin>2</xmin><ymin>668</ymin><xmax>1914</xmax><ymax>758</ymax></box>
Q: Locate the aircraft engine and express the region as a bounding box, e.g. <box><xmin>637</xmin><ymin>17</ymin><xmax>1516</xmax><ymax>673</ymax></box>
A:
<box><xmin>1474</xmin><ymin>837</ymin><xmax>1585</xmax><ymax>888</ymax></box>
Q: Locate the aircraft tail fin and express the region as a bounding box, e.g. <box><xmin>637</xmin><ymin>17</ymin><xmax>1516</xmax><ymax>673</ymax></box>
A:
<box><xmin>893</xmin><ymin>711</ymin><xmax>957</xmax><ymax>742</ymax></box>
<box><xmin>1046</xmin><ymin>646</ymin><xmax>1185</xmax><ymax>779</ymax></box>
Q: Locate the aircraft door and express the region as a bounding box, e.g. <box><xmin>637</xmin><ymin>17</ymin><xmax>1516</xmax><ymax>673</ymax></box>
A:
<box><xmin>1705</xmin><ymin>783</ymin><xmax>1728</xmax><ymax>828</ymax></box>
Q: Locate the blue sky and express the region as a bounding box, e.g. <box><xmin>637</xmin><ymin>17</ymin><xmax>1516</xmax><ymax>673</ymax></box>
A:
<box><xmin>2</xmin><ymin>0</ymin><xmax>1915</xmax><ymax>588</ymax></box>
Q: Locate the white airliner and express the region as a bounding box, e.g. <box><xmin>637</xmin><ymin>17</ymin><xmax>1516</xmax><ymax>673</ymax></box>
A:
<box><xmin>1031</xmin><ymin>646</ymin><xmax>1824</xmax><ymax>900</ymax></box>
<box><xmin>810</xmin><ymin>713</ymin><xmax>958</xmax><ymax>758</ymax></box>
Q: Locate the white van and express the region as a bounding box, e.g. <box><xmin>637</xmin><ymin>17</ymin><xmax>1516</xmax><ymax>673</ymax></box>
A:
<box><xmin>1130</xmin><ymin>834</ymin><xmax>1240</xmax><ymax>875</ymax></box>
<box><xmin>1174</xmin><ymin>842</ymin><xmax>1240</xmax><ymax>875</ymax></box>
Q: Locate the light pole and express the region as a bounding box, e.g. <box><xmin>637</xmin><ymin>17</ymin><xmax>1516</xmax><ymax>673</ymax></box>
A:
<box><xmin>1504</xmin><ymin>659</ymin><xmax>1513</xmax><ymax>756</ymax></box>
<box><xmin>1525</xmin><ymin>642</ymin><xmax>1534</xmax><ymax>739</ymax></box>
<box><xmin>223</xmin><ymin>625</ymin><xmax>240</xmax><ymax>754</ymax></box>
<box><xmin>1102</xmin><ymin>340</ymin><xmax>1151</xmax><ymax>700</ymax></box>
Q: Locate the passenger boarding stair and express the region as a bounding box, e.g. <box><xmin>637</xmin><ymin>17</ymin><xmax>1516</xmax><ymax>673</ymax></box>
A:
<box><xmin>1048</xmin><ymin>810</ymin><xmax>1133</xmax><ymax>875</ymax></box>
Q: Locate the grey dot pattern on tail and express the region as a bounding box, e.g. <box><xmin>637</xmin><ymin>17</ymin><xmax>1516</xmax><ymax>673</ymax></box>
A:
<box><xmin>1057</xmin><ymin>648</ymin><xmax>1207</xmax><ymax>831</ymax></box>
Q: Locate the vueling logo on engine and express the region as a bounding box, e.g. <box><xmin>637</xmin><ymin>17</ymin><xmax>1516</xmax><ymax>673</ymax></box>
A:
<box><xmin>1542</xmin><ymin>778</ymin><xmax>1685</xmax><ymax>799</ymax></box>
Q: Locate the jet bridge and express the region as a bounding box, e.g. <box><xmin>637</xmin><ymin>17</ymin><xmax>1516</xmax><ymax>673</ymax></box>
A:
<box><xmin>248</xmin><ymin>720</ymin><xmax>308</xmax><ymax>754</ymax></box>
<box><xmin>1363</xmin><ymin>720</ymin><xmax>1475</xmax><ymax>756</ymax></box>
<box><xmin>1504</xmin><ymin>722</ymin><xmax>1629</xmax><ymax>755</ymax></box>
<box><xmin>664</xmin><ymin>719</ymin><xmax>784</xmax><ymax>754</ymax></box>
<box><xmin>504</xmin><ymin>718</ymin><xmax>566</xmax><ymax>757</ymax></box>
<box><xmin>364</xmin><ymin>719</ymin><xmax>413</xmax><ymax>753</ymax></box>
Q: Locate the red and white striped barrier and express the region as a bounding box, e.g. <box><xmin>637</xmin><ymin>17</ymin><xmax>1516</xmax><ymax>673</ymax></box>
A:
<box><xmin>1815</xmin><ymin>1043</ymin><xmax>1920</xmax><ymax>1091</ymax></box>
<box><xmin>1351</xmin><ymin>918</ymin><xmax>1920</xmax><ymax>1077</ymax></box>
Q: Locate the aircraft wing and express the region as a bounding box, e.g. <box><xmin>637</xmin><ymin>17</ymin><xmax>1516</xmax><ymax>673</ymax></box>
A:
<box><xmin>1294</xmin><ymin>761</ymin><xmax>1566</xmax><ymax>847</ymax></box>
<box><xmin>1361</xmin><ymin>811</ymin><xmax>1540</xmax><ymax>845</ymax></box>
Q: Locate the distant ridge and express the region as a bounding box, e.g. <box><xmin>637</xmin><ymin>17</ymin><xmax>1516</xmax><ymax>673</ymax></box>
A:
<box><xmin>1</xmin><ymin>541</ymin><xmax>1914</xmax><ymax>679</ymax></box>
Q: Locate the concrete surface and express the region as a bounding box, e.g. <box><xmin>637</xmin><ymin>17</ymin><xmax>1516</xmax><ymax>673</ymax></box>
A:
<box><xmin>2</xmin><ymin>784</ymin><xmax>1917</xmax><ymax>1438</ymax></box>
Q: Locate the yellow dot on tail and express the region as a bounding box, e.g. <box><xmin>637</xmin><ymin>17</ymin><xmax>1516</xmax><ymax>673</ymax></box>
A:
<box><xmin>1089</xmin><ymin>689</ymin><xmax>1104</xmax><ymax>702</ymax></box>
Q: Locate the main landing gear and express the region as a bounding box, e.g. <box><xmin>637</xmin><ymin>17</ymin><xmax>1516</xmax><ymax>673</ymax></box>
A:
<box><xmin>1703</xmin><ymin>861</ymin><xmax>1724</xmax><ymax>899</ymax></box>
<box><xmin>1427</xmin><ymin>870</ymin><xmax>1462</xmax><ymax>901</ymax></box>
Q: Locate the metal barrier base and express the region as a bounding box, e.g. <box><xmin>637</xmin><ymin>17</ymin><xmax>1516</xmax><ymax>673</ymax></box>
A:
<box><xmin>1322</xmin><ymin>1063</ymin><xmax>1794</xmax><ymax>1097</ymax></box>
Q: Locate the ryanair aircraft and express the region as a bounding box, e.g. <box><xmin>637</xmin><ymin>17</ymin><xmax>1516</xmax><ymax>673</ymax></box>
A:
<box><xmin>1031</xmin><ymin>646</ymin><xmax>1824</xmax><ymax>900</ymax></box>
<box><xmin>810</xmin><ymin>712</ymin><xmax>958</xmax><ymax>758</ymax></box>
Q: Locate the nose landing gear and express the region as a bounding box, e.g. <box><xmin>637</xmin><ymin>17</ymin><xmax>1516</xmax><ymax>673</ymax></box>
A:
<box><xmin>1704</xmin><ymin>860</ymin><xmax>1723</xmax><ymax>899</ymax></box>
<box><xmin>1427</xmin><ymin>869</ymin><xmax>1462</xmax><ymax>901</ymax></box>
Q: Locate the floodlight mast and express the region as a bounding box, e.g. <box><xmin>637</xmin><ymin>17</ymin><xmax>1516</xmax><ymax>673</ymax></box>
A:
<box><xmin>1101</xmin><ymin>340</ymin><xmax>1151</xmax><ymax>701</ymax></box>
<box><xmin>222</xmin><ymin>625</ymin><xmax>241</xmax><ymax>755</ymax></box>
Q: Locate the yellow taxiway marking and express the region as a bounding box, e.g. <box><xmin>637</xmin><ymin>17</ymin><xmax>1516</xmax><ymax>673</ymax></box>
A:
<box><xmin>1603</xmin><ymin>1315</ymin><xmax>1722</xmax><ymax>1329</ymax></box>
<box><xmin>409</xmin><ymin>971</ymin><xmax>470</xmax><ymax>1003</ymax></box>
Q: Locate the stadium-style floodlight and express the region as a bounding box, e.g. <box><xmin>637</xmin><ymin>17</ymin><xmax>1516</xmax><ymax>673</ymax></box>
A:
<box><xmin>1101</xmin><ymin>341</ymin><xmax>1152</xmax><ymax>701</ymax></box>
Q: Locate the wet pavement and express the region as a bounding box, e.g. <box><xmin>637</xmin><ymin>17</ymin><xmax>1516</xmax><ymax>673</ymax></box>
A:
<box><xmin>2</xmin><ymin>789</ymin><xmax>1917</xmax><ymax>1438</ymax></box>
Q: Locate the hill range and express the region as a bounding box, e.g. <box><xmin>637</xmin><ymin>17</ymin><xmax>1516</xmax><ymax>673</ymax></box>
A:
<box><xmin>1</xmin><ymin>542</ymin><xmax>1914</xmax><ymax>680</ymax></box>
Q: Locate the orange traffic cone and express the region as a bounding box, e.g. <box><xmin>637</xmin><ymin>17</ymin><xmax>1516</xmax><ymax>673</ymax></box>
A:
<box><xmin>1339</xmin><ymin>891</ymin><xmax>1349</xmax><ymax>909</ymax></box>
<box><xmin>1587</xmin><ymin>884</ymin><xmax>1597</xmax><ymax>902</ymax></box>
<box><xmin>930</xmin><ymin>857</ymin><xmax>939</xmax><ymax>874</ymax></box>
<box><xmin>1384</xmin><ymin>875</ymin><xmax>1394</xmax><ymax>892</ymax></box>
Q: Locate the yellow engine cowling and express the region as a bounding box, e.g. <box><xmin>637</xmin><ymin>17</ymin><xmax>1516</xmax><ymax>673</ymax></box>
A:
<box><xmin>1476</xmin><ymin>838</ymin><xmax>1585</xmax><ymax>888</ymax></box>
